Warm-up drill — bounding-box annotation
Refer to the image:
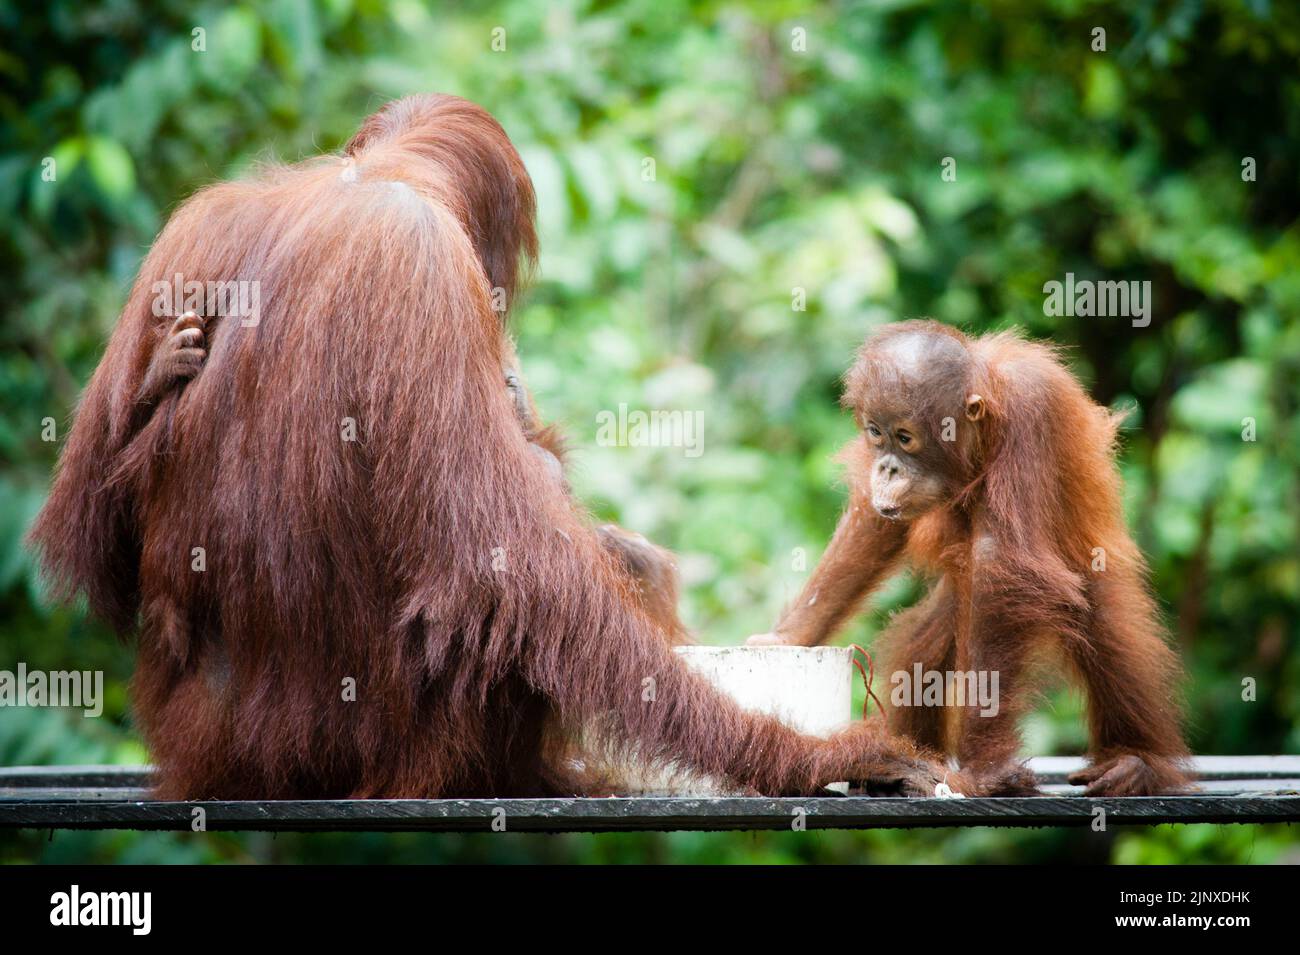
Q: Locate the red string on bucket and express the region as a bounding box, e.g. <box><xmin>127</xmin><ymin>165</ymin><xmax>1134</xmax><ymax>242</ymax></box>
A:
<box><xmin>848</xmin><ymin>643</ymin><xmax>886</xmax><ymax>722</ymax></box>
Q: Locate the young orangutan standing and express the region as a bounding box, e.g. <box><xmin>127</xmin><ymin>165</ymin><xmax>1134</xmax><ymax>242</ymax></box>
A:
<box><xmin>750</xmin><ymin>321</ymin><xmax>1191</xmax><ymax>797</ymax></box>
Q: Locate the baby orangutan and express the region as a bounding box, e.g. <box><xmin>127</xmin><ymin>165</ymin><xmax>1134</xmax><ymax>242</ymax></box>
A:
<box><xmin>750</xmin><ymin>321</ymin><xmax>1190</xmax><ymax>797</ymax></box>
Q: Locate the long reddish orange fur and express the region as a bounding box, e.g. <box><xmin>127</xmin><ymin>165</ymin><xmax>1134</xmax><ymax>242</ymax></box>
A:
<box><xmin>29</xmin><ymin>95</ymin><xmax>941</xmax><ymax>799</ymax></box>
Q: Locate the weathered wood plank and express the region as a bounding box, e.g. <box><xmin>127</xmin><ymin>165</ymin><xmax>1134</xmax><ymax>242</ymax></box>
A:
<box><xmin>5</xmin><ymin>755</ymin><xmax>1298</xmax><ymax>788</ymax></box>
<box><xmin>0</xmin><ymin>765</ymin><xmax>152</xmax><ymax>788</ymax></box>
<box><xmin>1027</xmin><ymin>754</ymin><xmax>1300</xmax><ymax>783</ymax></box>
<box><xmin>2</xmin><ymin>757</ymin><xmax>1297</xmax><ymax>832</ymax></box>
<box><xmin>5</xmin><ymin>780</ymin><xmax>1295</xmax><ymax>803</ymax></box>
<box><xmin>2</xmin><ymin>794</ymin><xmax>1299</xmax><ymax>832</ymax></box>
<box><xmin>0</xmin><ymin>787</ymin><xmax>154</xmax><ymax>801</ymax></box>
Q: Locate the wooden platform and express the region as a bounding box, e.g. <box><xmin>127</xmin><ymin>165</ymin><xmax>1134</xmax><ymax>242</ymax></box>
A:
<box><xmin>2</xmin><ymin>756</ymin><xmax>1297</xmax><ymax>832</ymax></box>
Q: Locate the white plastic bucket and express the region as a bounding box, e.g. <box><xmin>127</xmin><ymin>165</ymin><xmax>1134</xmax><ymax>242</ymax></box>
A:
<box><xmin>599</xmin><ymin>645</ymin><xmax>855</xmax><ymax>796</ymax></box>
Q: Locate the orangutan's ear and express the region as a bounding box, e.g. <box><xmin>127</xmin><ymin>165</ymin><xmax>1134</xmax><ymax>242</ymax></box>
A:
<box><xmin>965</xmin><ymin>394</ymin><xmax>986</xmax><ymax>422</ymax></box>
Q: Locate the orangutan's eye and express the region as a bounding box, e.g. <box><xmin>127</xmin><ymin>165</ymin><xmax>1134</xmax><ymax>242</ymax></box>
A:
<box><xmin>896</xmin><ymin>430</ymin><xmax>913</xmax><ymax>448</ymax></box>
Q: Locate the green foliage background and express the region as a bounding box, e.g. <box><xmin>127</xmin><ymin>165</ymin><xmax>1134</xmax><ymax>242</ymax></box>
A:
<box><xmin>2</xmin><ymin>0</ymin><xmax>1298</xmax><ymax>863</ymax></box>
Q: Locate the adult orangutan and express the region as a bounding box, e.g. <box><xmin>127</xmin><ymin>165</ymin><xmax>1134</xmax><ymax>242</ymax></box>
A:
<box><xmin>750</xmin><ymin>321</ymin><xmax>1191</xmax><ymax>796</ymax></box>
<box><xmin>153</xmin><ymin>299</ymin><xmax>691</xmax><ymax>647</ymax></box>
<box><xmin>29</xmin><ymin>94</ymin><xmax>946</xmax><ymax>799</ymax></box>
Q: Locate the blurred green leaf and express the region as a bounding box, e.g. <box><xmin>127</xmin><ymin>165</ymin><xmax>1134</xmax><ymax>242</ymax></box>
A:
<box><xmin>85</xmin><ymin>137</ymin><xmax>135</xmax><ymax>200</ymax></box>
